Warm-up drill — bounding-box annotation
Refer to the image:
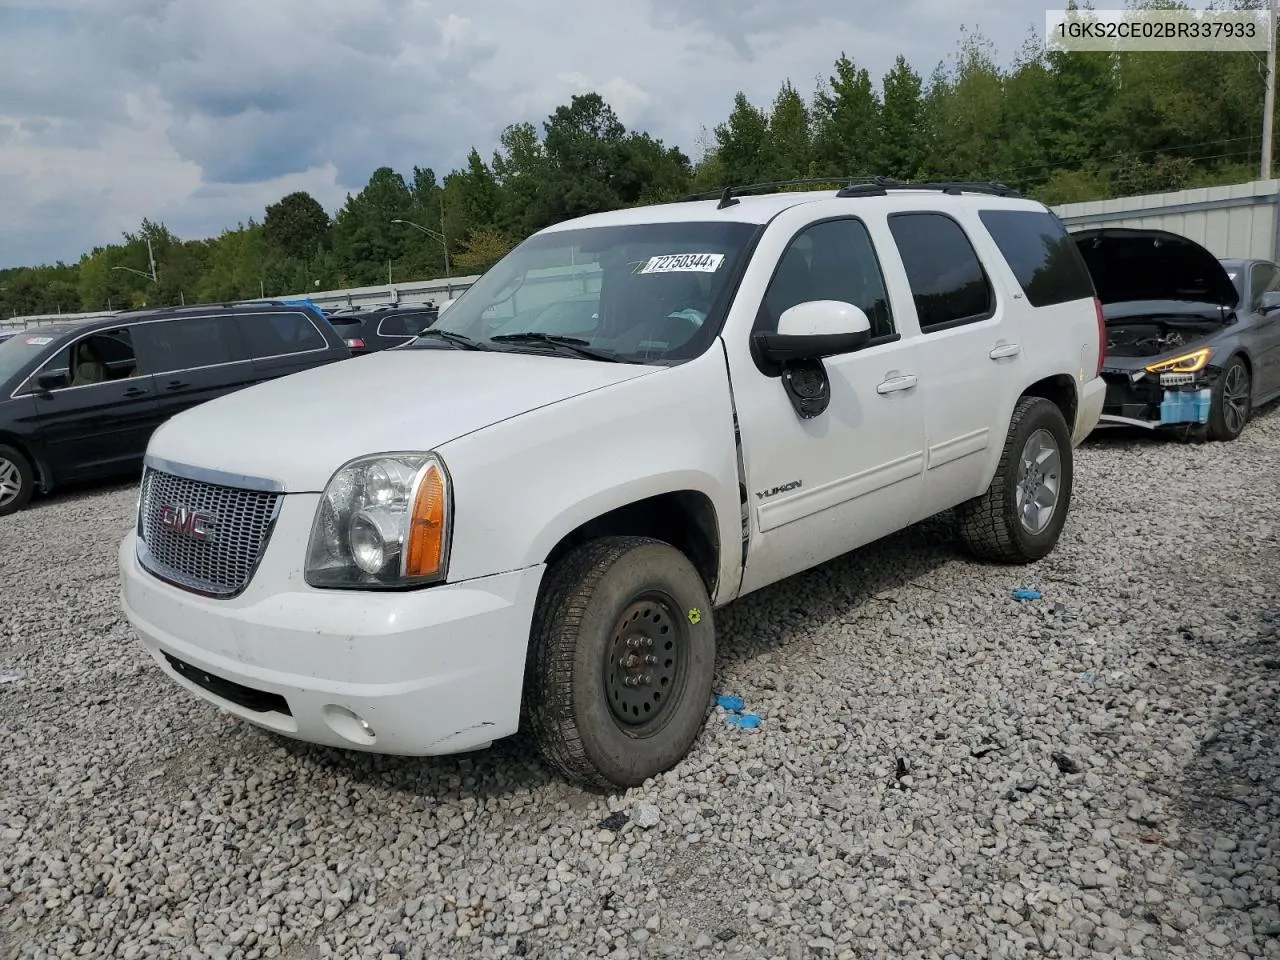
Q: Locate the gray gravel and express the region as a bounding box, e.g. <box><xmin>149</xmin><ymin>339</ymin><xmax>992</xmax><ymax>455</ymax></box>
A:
<box><xmin>3</xmin><ymin>404</ymin><xmax>1280</xmax><ymax>960</ymax></box>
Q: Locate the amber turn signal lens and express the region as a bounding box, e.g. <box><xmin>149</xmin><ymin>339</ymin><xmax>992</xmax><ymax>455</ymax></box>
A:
<box><xmin>404</xmin><ymin>464</ymin><xmax>447</xmax><ymax>578</ymax></box>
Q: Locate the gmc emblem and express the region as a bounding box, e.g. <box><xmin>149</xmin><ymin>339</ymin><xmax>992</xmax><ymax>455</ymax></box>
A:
<box><xmin>159</xmin><ymin>504</ymin><xmax>214</xmax><ymax>541</ymax></box>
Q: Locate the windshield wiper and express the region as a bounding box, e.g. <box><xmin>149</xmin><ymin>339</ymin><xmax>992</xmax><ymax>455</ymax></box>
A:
<box><xmin>409</xmin><ymin>329</ymin><xmax>487</xmax><ymax>351</ymax></box>
<box><xmin>490</xmin><ymin>332</ymin><xmax>625</xmax><ymax>362</ymax></box>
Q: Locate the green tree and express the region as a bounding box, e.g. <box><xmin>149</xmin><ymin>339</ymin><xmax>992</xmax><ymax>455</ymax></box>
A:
<box><xmin>811</xmin><ymin>54</ymin><xmax>881</xmax><ymax>177</ymax></box>
<box><xmin>712</xmin><ymin>92</ymin><xmax>771</xmax><ymax>185</ymax></box>
<box><xmin>263</xmin><ymin>191</ymin><xmax>331</xmax><ymax>260</ymax></box>
<box><xmin>879</xmin><ymin>56</ymin><xmax>924</xmax><ymax>180</ymax></box>
<box><xmin>763</xmin><ymin>81</ymin><xmax>812</xmax><ymax>181</ymax></box>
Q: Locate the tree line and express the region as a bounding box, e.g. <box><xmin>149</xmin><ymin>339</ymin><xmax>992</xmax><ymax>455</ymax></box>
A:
<box><xmin>2</xmin><ymin>6</ymin><xmax>1274</xmax><ymax>318</ymax></box>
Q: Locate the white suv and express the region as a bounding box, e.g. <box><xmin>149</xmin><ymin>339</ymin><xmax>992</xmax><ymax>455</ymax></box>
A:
<box><xmin>118</xmin><ymin>180</ymin><xmax>1107</xmax><ymax>791</ymax></box>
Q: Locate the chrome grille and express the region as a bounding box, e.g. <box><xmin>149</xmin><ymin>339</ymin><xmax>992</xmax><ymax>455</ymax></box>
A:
<box><xmin>137</xmin><ymin>466</ymin><xmax>282</xmax><ymax>597</ymax></box>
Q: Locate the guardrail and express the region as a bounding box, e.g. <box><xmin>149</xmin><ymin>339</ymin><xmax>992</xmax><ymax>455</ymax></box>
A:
<box><xmin>0</xmin><ymin>275</ymin><xmax>479</xmax><ymax>329</ymax></box>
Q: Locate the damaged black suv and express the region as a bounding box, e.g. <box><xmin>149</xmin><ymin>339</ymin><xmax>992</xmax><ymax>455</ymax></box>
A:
<box><xmin>1075</xmin><ymin>227</ymin><xmax>1280</xmax><ymax>441</ymax></box>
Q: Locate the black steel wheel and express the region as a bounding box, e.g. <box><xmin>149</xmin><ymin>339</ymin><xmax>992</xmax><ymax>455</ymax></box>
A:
<box><xmin>524</xmin><ymin>536</ymin><xmax>716</xmax><ymax>792</ymax></box>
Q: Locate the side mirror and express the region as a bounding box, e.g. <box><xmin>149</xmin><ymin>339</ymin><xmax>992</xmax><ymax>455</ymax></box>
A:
<box><xmin>753</xmin><ymin>300</ymin><xmax>873</xmax><ymax>366</ymax></box>
<box><xmin>36</xmin><ymin>373</ymin><xmax>63</xmax><ymax>392</ymax></box>
<box><xmin>436</xmin><ymin>298</ymin><xmax>457</xmax><ymax>315</ymax></box>
<box><xmin>1259</xmin><ymin>291</ymin><xmax>1280</xmax><ymax>314</ymax></box>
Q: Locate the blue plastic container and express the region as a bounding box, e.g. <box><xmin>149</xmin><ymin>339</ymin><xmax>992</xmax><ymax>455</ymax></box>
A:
<box><xmin>1194</xmin><ymin>388</ymin><xmax>1211</xmax><ymax>423</ymax></box>
<box><xmin>1160</xmin><ymin>389</ymin><xmax>1204</xmax><ymax>424</ymax></box>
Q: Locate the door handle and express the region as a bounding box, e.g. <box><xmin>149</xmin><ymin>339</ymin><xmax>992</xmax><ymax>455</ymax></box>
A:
<box><xmin>164</xmin><ymin>380</ymin><xmax>189</xmax><ymax>391</ymax></box>
<box><xmin>876</xmin><ymin>374</ymin><xmax>918</xmax><ymax>395</ymax></box>
<box><xmin>990</xmin><ymin>342</ymin><xmax>1022</xmax><ymax>360</ymax></box>
<box><xmin>122</xmin><ymin>387</ymin><xmax>148</xmax><ymax>398</ymax></box>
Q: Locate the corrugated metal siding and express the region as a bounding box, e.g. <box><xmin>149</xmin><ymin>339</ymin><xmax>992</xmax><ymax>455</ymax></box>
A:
<box><xmin>1053</xmin><ymin>179</ymin><xmax>1280</xmax><ymax>261</ymax></box>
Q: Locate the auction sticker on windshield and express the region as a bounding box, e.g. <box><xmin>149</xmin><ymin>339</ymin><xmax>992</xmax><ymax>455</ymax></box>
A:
<box><xmin>639</xmin><ymin>253</ymin><xmax>725</xmax><ymax>274</ymax></box>
<box><xmin>25</xmin><ymin>337</ymin><xmax>53</xmax><ymax>345</ymax></box>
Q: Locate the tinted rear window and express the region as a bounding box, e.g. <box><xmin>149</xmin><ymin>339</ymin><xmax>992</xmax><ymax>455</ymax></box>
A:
<box><xmin>887</xmin><ymin>212</ymin><xmax>994</xmax><ymax>332</ymax></box>
<box><xmin>978</xmin><ymin>209</ymin><xmax>1096</xmax><ymax>308</ymax></box>
<box><xmin>235</xmin><ymin>312</ymin><xmax>328</xmax><ymax>358</ymax></box>
<box><xmin>144</xmin><ymin>316</ymin><xmax>241</xmax><ymax>373</ymax></box>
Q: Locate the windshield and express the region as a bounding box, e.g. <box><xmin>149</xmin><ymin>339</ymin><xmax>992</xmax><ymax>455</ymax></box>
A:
<box><xmin>0</xmin><ymin>330</ymin><xmax>60</xmax><ymax>388</ymax></box>
<box><xmin>413</xmin><ymin>220</ymin><xmax>761</xmax><ymax>364</ymax></box>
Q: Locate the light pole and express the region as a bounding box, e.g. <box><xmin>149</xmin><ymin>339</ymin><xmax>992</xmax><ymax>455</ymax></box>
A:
<box><xmin>1264</xmin><ymin>0</ymin><xmax>1278</xmax><ymax>179</ymax></box>
<box><xmin>391</xmin><ymin>216</ymin><xmax>450</xmax><ymax>278</ymax></box>
<box><xmin>111</xmin><ymin>237</ymin><xmax>159</xmax><ymax>283</ymax></box>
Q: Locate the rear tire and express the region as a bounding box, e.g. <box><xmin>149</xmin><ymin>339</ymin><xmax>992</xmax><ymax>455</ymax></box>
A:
<box><xmin>956</xmin><ymin>396</ymin><xmax>1073</xmax><ymax>564</ymax></box>
<box><xmin>524</xmin><ymin>536</ymin><xmax>716</xmax><ymax>792</ymax></box>
<box><xmin>0</xmin><ymin>444</ymin><xmax>34</xmax><ymax>517</ymax></box>
<box><xmin>1207</xmin><ymin>356</ymin><xmax>1251</xmax><ymax>442</ymax></box>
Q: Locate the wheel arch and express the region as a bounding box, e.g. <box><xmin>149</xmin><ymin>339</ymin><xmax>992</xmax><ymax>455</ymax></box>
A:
<box><xmin>0</xmin><ymin>431</ymin><xmax>50</xmax><ymax>493</ymax></box>
<box><xmin>1018</xmin><ymin>374</ymin><xmax>1078</xmax><ymax>433</ymax></box>
<box><xmin>540</xmin><ymin>488</ymin><xmax>723</xmax><ymax>600</ymax></box>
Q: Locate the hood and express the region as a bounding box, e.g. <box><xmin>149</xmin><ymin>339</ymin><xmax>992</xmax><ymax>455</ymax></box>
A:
<box><xmin>1071</xmin><ymin>228</ymin><xmax>1239</xmax><ymax>310</ymax></box>
<box><xmin>147</xmin><ymin>348</ymin><xmax>662</xmax><ymax>491</ymax></box>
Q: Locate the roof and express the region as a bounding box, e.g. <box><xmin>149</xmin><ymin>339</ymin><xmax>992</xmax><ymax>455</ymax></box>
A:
<box><xmin>5</xmin><ymin>318</ymin><xmax>98</xmax><ymax>338</ymax></box>
<box><xmin>539</xmin><ymin>185</ymin><xmax>1048</xmax><ymax>233</ymax></box>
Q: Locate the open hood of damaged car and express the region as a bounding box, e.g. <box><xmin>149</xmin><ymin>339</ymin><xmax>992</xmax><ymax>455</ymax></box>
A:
<box><xmin>1072</xmin><ymin>227</ymin><xmax>1239</xmax><ymax>310</ymax></box>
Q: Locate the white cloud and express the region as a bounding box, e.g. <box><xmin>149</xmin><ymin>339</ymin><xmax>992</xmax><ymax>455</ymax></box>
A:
<box><xmin>0</xmin><ymin>0</ymin><xmax>1052</xmax><ymax>267</ymax></box>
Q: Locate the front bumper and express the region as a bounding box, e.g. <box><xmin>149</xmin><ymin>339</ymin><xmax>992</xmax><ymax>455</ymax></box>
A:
<box><xmin>119</xmin><ymin>518</ymin><xmax>545</xmax><ymax>757</ymax></box>
<box><xmin>1097</xmin><ymin>366</ymin><xmax>1214</xmax><ymax>430</ymax></box>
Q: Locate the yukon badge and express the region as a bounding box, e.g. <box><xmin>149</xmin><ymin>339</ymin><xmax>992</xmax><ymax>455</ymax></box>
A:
<box><xmin>755</xmin><ymin>480</ymin><xmax>802</xmax><ymax>501</ymax></box>
<box><xmin>159</xmin><ymin>503</ymin><xmax>215</xmax><ymax>542</ymax></box>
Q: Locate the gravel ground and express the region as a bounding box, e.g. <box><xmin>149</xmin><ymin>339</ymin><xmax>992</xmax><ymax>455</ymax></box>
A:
<box><xmin>2</xmin><ymin>404</ymin><xmax>1280</xmax><ymax>960</ymax></box>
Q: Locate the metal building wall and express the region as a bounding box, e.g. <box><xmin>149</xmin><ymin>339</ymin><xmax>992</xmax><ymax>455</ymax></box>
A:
<box><xmin>1053</xmin><ymin>179</ymin><xmax>1280</xmax><ymax>261</ymax></box>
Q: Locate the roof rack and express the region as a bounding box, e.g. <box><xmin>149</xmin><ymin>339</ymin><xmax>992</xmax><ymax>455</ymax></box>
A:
<box><xmin>681</xmin><ymin>177</ymin><xmax>895</xmax><ymax>209</ymax></box>
<box><xmin>126</xmin><ymin>299</ymin><xmax>304</xmax><ymax>318</ymax></box>
<box><xmin>680</xmin><ymin>176</ymin><xmax>1022</xmax><ymax>209</ymax></box>
<box><xmin>835</xmin><ymin>179</ymin><xmax>1022</xmax><ymax>198</ymax></box>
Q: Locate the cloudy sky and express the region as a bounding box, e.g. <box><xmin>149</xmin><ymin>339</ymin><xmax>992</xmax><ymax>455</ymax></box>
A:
<box><xmin>0</xmin><ymin>0</ymin><xmax>1058</xmax><ymax>269</ymax></box>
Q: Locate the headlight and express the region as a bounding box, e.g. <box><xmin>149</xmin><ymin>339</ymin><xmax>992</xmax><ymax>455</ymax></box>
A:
<box><xmin>1145</xmin><ymin>347</ymin><xmax>1211</xmax><ymax>375</ymax></box>
<box><xmin>304</xmin><ymin>452</ymin><xmax>452</xmax><ymax>589</ymax></box>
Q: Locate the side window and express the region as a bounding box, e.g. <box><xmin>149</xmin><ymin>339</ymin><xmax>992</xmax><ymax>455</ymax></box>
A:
<box><xmin>757</xmin><ymin>219</ymin><xmax>896</xmax><ymax>339</ymax></box>
<box><xmin>977</xmin><ymin>209</ymin><xmax>1096</xmax><ymax>307</ymax></box>
<box><xmin>236</xmin><ymin>312</ymin><xmax>328</xmax><ymax>358</ymax></box>
<box><xmin>36</xmin><ymin>328</ymin><xmax>140</xmax><ymax>390</ymax></box>
<box><xmin>1250</xmin><ymin>262</ymin><xmax>1279</xmax><ymax>306</ymax></box>
<box><xmin>887</xmin><ymin>213</ymin><xmax>995</xmax><ymax>332</ymax></box>
<box><xmin>143</xmin><ymin>317</ymin><xmax>240</xmax><ymax>374</ymax></box>
<box><xmin>378</xmin><ymin>312</ymin><xmax>435</xmax><ymax>338</ymax></box>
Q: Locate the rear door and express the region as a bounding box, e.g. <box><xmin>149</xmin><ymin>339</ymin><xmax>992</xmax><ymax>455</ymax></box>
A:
<box><xmin>884</xmin><ymin>210</ymin><xmax>1022</xmax><ymax>516</ymax></box>
<box><xmin>235</xmin><ymin>310</ymin><xmax>340</xmax><ymax>378</ymax></box>
<box><xmin>132</xmin><ymin>314</ymin><xmax>256</xmax><ymax>424</ymax></box>
<box><xmin>21</xmin><ymin>325</ymin><xmax>161</xmax><ymax>480</ymax></box>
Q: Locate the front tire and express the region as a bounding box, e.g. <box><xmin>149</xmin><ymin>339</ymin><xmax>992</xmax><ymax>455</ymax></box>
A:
<box><xmin>0</xmin><ymin>444</ymin><xmax>34</xmax><ymax>517</ymax></box>
<box><xmin>1207</xmin><ymin>356</ymin><xmax>1251</xmax><ymax>442</ymax></box>
<box><xmin>524</xmin><ymin>536</ymin><xmax>716</xmax><ymax>792</ymax></box>
<box><xmin>956</xmin><ymin>396</ymin><xmax>1074</xmax><ymax>564</ymax></box>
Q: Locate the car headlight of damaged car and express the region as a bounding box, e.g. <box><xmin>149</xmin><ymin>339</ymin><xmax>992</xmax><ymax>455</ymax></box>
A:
<box><xmin>1145</xmin><ymin>347</ymin><xmax>1211</xmax><ymax>376</ymax></box>
<box><xmin>305</xmin><ymin>453</ymin><xmax>452</xmax><ymax>588</ymax></box>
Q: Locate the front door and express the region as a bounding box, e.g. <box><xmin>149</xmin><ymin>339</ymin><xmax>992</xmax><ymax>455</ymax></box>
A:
<box><xmin>24</xmin><ymin>326</ymin><xmax>161</xmax><ymax>480</ymax></box>
<box><xmin>1247</xmin><ymin>261</ymin><xmax>1280</xmax><ymax>398</ymax></box>
<box><xmin>722</xmin><ymin>208</ymin><xmax>928</xmax><ymax>597</ymax></box>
